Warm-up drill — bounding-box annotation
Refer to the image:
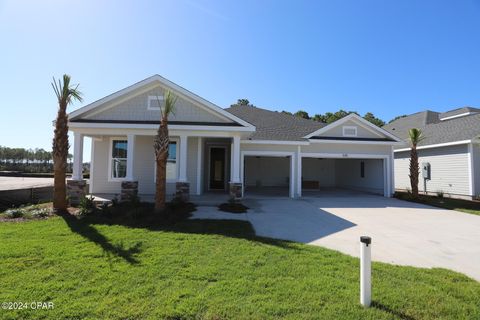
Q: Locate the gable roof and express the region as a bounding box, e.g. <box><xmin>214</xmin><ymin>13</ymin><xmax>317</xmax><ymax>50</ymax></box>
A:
<box><xmin>69</xmin><ymin>74</ymin><xmax>255</xmax><ymax>129</ymax></box>
<box><xmin>304</xmin><ymin>113</ymin><xmax>403</xmax><ymax>142</ymax></box>
<box><xmin>439</xmin><ymin>107</ymin><xmax>480</xmax><ymax>120</ymax></box>
<box><xmin>226</xmin><ymin>105</ymin><xmax>325</xmax><ymax>141</ymax></box>
<box><xmin>384</xmin><ymin>110</ymin><xmax>480</xmax><ymax>148</ymax></box>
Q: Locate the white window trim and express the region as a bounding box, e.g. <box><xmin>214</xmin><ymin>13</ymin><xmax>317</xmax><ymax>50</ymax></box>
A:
<box><xmin>108</xmin><ymin>137</ymin><xmax>128</xmax><ymax>182</ymax></box>
<box><xmin>147</xmin><ymin>95</ymin><xmax>164</xmax><ymax>111</ymax></box>
<box><xmin>153</xmin><ymin>138</ymin><xmax>179</xmax><ymax>183</ymax></box>
<box><xmin>343</xmin><ymin>126</ymin><xmax>358</xmax><ymax>137</ymax></box>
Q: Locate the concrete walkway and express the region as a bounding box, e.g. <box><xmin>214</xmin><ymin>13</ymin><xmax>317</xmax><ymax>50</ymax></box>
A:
<box><xmin>192</xmin><ymin>194</ymin><xmax>480</xmax><ymax>281</ymax></box>
<box><xmin>0</xmin><ymin>176</ymin><xmax>54</xmax><ymax>191</ymax></box>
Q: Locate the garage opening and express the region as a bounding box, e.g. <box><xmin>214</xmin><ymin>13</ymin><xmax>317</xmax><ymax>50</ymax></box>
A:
<box><xmin>301</xmin><ymin>157</ymin><xmax>385</xmax><ymax>196</ymax></box>
<box><xmin>244</xmin><ymin>155</ymin><xmax>291</xmax><ymax>197</ymax></box>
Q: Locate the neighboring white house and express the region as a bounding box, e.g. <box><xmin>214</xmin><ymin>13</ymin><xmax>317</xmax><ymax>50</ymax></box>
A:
<box><xmin>384</xmin><ymin>108</ymin><xmax>480</xmax><ymax>200</ymax></box>
<box><xmin>67</xmin><ymin>75</ymin><xmax>403</xmax><ymax>201</ymax></box>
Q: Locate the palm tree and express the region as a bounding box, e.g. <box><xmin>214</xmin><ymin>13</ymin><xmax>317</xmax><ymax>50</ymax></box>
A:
<box><xmin>408</xmin><ymin>128</ymin><xmax>424</xmax><ymax>198</ymax></box>
<box><xmin>154</xmin><ymin>91</ymin><xmax>177</xmax><ymax>212</ymax></box>
<box><xmin>51</xmin><ymin>75</ymin><xmax>83</xmax><ymax>212</ymax></box>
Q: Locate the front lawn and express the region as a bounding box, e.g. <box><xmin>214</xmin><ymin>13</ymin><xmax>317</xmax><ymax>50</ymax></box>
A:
<box><xmin>0</xmin><ymin>213</ymin><xmax>479</xmax><ymax>319</ymax></box>
<box><xmin>395</xmin><ymin>192</ymin><xmax>480</xmax><ymax>216</ymax></box>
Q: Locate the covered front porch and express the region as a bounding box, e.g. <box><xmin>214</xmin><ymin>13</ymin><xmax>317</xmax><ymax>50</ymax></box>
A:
<box><xmin>68</xmin><ymin>130</ymin><xmax>244</xmax><ymax>205</ymax></box>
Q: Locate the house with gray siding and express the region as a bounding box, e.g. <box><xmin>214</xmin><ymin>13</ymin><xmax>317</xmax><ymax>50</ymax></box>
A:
<box><xmin>384</xmin><ymin>107</ymin><xmax>480</xmax><ymax>199</ymax></box>
<box><xmin>67</xmin><ymin>75</ymin><xmax>403</xmax><ymax>202</ymax></box>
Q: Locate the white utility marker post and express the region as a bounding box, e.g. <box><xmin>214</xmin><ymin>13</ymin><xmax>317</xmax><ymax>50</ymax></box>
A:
<box><xmin>360</xmin><ymin>236</ymin><xmax>372</xmax><ymax>307</ymax></box>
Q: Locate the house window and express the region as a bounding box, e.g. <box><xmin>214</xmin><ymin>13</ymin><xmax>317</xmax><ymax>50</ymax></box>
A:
<box><xmin>343</xmin><ymin>126</ymin><xmax>357</xmax><ymax>137</ymax></box>
<box><xmin>360</xmin><ymin>161</ymin><xmax>365</xmax><ymax>178</ymax></box>
<box><xmin>111</xmin><ymin>140</ymin><xmax>128</xmax><ymax>179</ymax></box>
<box><xmin>147</xmin><ymin>95</ymin><xmax>164</xmax><ymax>110</ymax></box>
<box><xmin>166</xmin><ymin>142</ymin><xmax>177</xmax><ymax>180</ymax></box>
<box><xmin>154</xmin><ymin>142</ymin><xmax>178</xmax><ymax>181</ymax></box>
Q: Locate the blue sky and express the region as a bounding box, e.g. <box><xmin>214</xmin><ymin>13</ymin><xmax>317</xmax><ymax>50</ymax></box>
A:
<box><xmin>1</xmin><ymin>0</ymin><xmax>480</xmax><ymax>161</ymax></box>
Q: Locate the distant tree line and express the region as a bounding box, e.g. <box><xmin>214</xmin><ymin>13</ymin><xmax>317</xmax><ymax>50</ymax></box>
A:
<box><xmin>233</xmin><ymin>99</ymin><xmax>395</xmax><ymax>127</ymax></box>
<box><xmin>0</xmin><ymin>146</ymin><xmax>73</xmax><ymax>173</ymax></box>
<box><xmin>283</xmin><ymin>109</ymin><xmax>386</xmax><ymax>127</ymax></box>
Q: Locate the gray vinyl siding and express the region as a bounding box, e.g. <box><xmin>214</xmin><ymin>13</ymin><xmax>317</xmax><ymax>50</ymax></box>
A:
<box><xmin>83</xmin><ymin>86</ymin><xmax>230</xmax><ymax>123</ymax></box>
<box><xmin>317</xmin><ymin>120</ymin><xmax>384</xmax><ymax>139</ymax></box>
<box><xmin>394</xmin><ymin>144</ymin><xmax>471</xmax><ymax>196</ymax></box>
<box><xmin>473</xmin><ymin>143</ymin><xmax>480</xmax><ymax>197</ymax></box>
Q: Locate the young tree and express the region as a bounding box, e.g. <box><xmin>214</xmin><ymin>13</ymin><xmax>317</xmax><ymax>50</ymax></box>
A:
<box><xmin>236</xmin><ymin>98</ymin><xmax>250</xmax><ymax>106</ymax></box>
<box><xmin>51</xmin><ymin>75</ymin><xmax>83</xmax><ymax>212</ymax></box>
<box><xmin>294</xmin><ymin>110</ymin><xmax>310</xmax><ymax>119</ymax></box>
<box><xmin>408</xmin><ymin>128</ymin><xmax>424</xmax><ymax>198</ymax></box>
<box><xmin>363</xmin><ymin>112</ymin><xmax>385</xmax><ymax>127</ymax></box>
<box><xmin>154</xmin><ymin>91</ymin><xmax>177</xmax><ymax>212</ymax></box>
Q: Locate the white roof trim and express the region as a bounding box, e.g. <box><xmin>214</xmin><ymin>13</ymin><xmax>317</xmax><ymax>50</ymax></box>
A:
<box><xmin>439</xmin><ymin>112</ymin><xmax>477</xmax><ymax>121</ymax></box>
<box><xmin>69</xmin><ymin>121</ymin><xmax>254</xmax><ymax>132</ymax></box>
<box><xmin>68</xmin><ymin>74</ymin><xmax>255</xmax><ymax>129</ymax></box>
<box><xmin>304</xmin><ymin>113</ymin><xmax>403</xmax><ymax>142</ymax></box>
<box><xmin>241</xmin><ymin>139</ymin><xmax>309</xmax><ymax>145</ymax></box>
<box><xmin>395</xmin><ymin>140</ymin><xmax>472</xmax><ymax>152</ymax></box>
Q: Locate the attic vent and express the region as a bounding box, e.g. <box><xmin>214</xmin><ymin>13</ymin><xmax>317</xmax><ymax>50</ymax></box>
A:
<box><xmin>147</xmin><ymin>95</ymin><xmax>164</xmax><ymax>110</ymax></box>
<box><xmin>342</xmin><ymin>126</ymin><xmax>357</xmax><ymax>137</ymax></box>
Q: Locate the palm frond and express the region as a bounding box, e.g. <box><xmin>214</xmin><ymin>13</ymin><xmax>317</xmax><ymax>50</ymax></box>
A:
<box><xmin>51</xmin><ymin>74</ymin><xmax>83</xmax><ymax>105</ymax></box>
<box><xmin>408</xmin><ymin>128</ymin><xmax>425</xmax><ymax>145</ymax></box>
<box><xmin>162</xmin><ymin>90</ymin><xmax>177</xmax><ymax>118</ymax></box>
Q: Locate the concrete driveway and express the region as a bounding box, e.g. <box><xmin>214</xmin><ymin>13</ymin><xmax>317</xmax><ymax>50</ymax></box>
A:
<box><xmin>193</xmin><ymin>194</ymin><xmax>480</xmax><ymax>281</ymax></box>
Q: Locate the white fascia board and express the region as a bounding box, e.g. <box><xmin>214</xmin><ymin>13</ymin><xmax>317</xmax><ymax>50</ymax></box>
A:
<box><xmin>241</xmin><ymin>140</ymin><xmax>309</xmax><ymax>145</ymax></box>
<box><xmin>69</xmin><ymin>127</ymin><xmax>250</xmax><ymax>138</ymax></box>
<box><xmin>68</xmin><ymin>121</ymin><xmax>255</xmax><ymax>132</ymax></box>
<box><xmin>300</xmin><ymin>152</ymin><xmax>389</xmax><ymax>159</ymax></box>
<box><xmin>394</xmin><ymin>140</ymin><xmax>472</xmax><ymax>152</ymax></box>
<box><xmin>439</xmin><ymin>112</ymin><xmax>476</xmax><ymax>121</ymax></box>
<box><xmin>308</xmin><ymin>139</ymin><xmax>405</xmax><ymax>146</ymax></box>
<box><xmin>68</xmin><ymin>74</ymin><xmax>255</xmax><ymax>129</ymax></box>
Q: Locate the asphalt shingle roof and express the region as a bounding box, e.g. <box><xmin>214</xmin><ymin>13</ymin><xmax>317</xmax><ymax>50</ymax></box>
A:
<box><xmin>383</xmin><ymin>109</ymin><xmax>480</xmax><ymax>148</ymax></box>
<box><xmin>226</xmin><ymin>105</ymin><xmax>325</xmax><ymax>141</ymax></box>
<box><xmin>439</xmin><ymin>107</ymin><xmax>480</xmax><ymax>120</ymax></box>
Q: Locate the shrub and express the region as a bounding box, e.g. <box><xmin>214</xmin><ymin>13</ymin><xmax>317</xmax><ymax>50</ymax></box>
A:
<box><xmin>4</xmin><ymin>208</ymin><xmax>25</xmax><ymax>219</ymax></box>
<box><xmin>30</xmin><ymin>208</ymin><xmax>50</xmax><ymax>218</ymax></box>
<box><xmin>79</xmin><ymin>195</ymin><xmax>96</xmax><ymax>216</ymax></box>
<box><xmin>436</xmin><ymin>190</ymin><xmax>445</xmax><ymax>199</ymax></box>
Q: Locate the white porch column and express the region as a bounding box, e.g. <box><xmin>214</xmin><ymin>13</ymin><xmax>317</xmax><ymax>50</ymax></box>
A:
<box><xmin>72</xmin><ymin>132</ymin><xmax>84</xmax><ymax>180</ymax></box>
<box><xmin>231</xmin><ymin>135</ymin><xmax>241</xmax><ymax>182</ymax></box>
<box><xmin>179</xmin><ymin>135</ymin><xmax>188</xmax><ymax>182</ymax></box>
<box><xmin>125</xmin><ymin>134</ymin><xmax>136</xmax><ymax>181</ymax></box>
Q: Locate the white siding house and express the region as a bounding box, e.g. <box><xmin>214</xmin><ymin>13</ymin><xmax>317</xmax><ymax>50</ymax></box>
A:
<box><xmin>384</xmin><ymin>108</ymin><xmax>480</xmax><ymax>200</ymax></box>
<box><xmin>67</xmin><ymin>75</ymin><xmax>403</xmax><ymax>202</ymax></box>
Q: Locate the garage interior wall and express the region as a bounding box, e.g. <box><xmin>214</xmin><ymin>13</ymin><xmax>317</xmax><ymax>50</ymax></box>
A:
<box><xmin>335</xmin><ymin>159</ymin><xmax>384</xmax><ymax>195</ymax></box>
<box><xmin>244</xmin><ymin>156</ymin><xmax>290</xmax><ymax>187</ymax></box>
<box><xmin>302</xmin><ymin>158</ymin><xmax>384</xmax><ymax>195</ymax></box>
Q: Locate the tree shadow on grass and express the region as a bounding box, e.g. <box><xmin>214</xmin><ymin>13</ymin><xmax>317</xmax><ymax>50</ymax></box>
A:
<box><xmin>61</xmin><ymin>213</ymin><xmax>142</xmax><ymax>264</ymax></box>
<box><xmin>67</xmin><ymin>201</ymin><xmax>300</xmax><ymax>251</ymax></box>
<box><xmin>371</xmin><ymin>301</ymin><xmax>417</xmax><ymax>320</ymax></box>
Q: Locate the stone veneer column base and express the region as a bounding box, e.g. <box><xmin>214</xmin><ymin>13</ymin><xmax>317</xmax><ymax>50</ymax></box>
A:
<box><xmin>175</xmin><ymin>181</ymin><xmax>190</xmax><ymax>202</ymax></box>
<box><xmin>67</xmin><ymin>179</ymin><xmax>87</xmax><ymax>206</ymax></box>
<box><xmin>121</xmin><ymin>181</ymin><xmax>138</xmax><ymax>202</ymax></box>
<box><xmin>229</xmin><ymin>182</ymin><xmax>243</xmax><ymax>200</ymax></box>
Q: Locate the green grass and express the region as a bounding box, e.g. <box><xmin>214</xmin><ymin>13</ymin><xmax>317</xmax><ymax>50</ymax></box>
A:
<box><xmin>395</xmin><ymin>192</ymin><xmax>480</xmax><ymax>216</ymax></box>
<box><xmin>0</xmin><ymin>214</ymin><xmax>479</xmax><ymax>319</ymax></box>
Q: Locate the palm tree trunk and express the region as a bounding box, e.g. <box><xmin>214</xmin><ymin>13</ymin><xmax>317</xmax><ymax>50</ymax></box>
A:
<box><xmin>409</xmin><ymin>145</ymin><xmax>419</xmax><ymax>198</ymax></box>
<box><xmin>154</xmin><ymin>119</ymin><xmax>169</xmax><ymax>213</ymax></box>
<box><xmin>52</xmin><ymin>102</ymin><xmax>69</xmax><ymax>212</ymax></box>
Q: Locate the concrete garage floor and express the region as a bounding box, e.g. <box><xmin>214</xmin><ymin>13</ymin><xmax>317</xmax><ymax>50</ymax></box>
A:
<box><xmin>192</xmin><ymin>193</ymin><xmax>480</xmax><ymax>281</ymax></box>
